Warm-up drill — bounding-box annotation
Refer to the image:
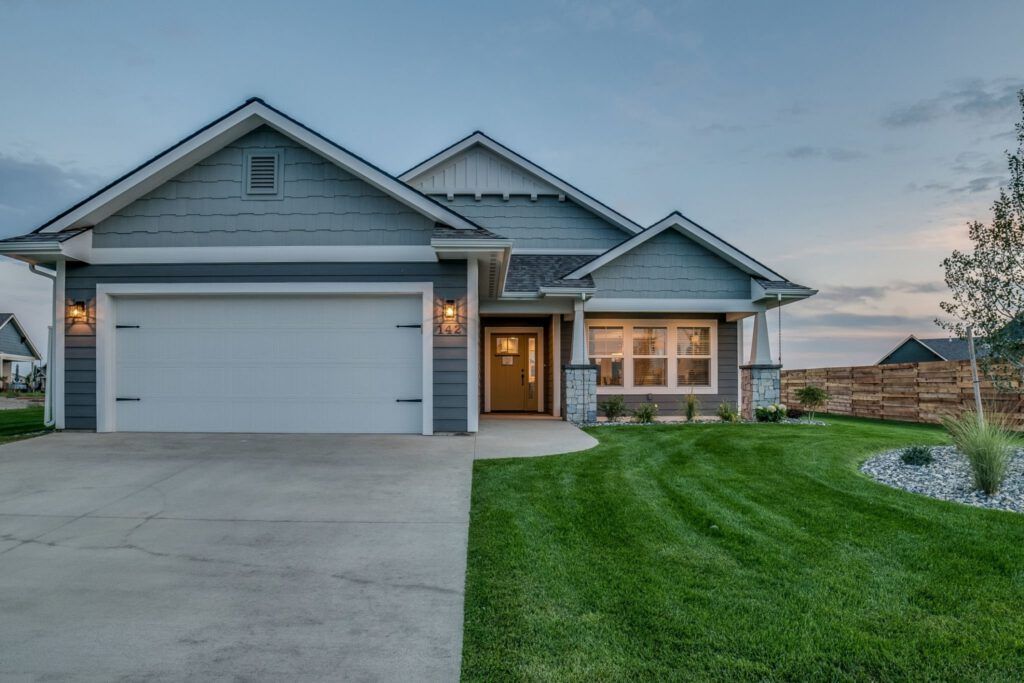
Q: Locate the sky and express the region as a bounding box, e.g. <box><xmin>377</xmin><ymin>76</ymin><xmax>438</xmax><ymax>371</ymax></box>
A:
<box><xmin>1</xmin><ymin>0</ymin><xmax>1023</xmax><ymax>369</ymax></box>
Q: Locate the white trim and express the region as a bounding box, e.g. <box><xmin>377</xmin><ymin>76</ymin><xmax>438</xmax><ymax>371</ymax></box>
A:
<box><xmin>94</xmin><ymin>282</ymin><xmax>435</xmax><ymax>435</ymax></box>
<box><xmin>0</xmin><ymin>314</ymin><xmax>42</xmax><ymax>360</ymax></box>
<box><xmin>736</xmin><ymin>318</ymin><xmax>744</xmax><ymax>409</ymax></box>
<box><xmin>400</xmin><ymin>132</ymin><xmax>643</xmax><ymax>236</ymax></box>
<box><xmin>551</xmin><ymin>314</ymin><xmax>561</xmax><ymax>418</ymax></box>
<box><xmin>586</xmin><ymin>318</ymin><xmax>719</xmax><ymax>395</ymax></box>
<box><xmin>63</xmin><ymin>244</ymin><xmax>440</xmax><ymax>264</ymax></box>
<box><xmin>54</xmin><ymin>262</ymin><xmax>66</xmax><ymax>429</ymax></box>
<box><xmin>467</xmin><ymin>262</ymin><xmax>480</xmax><ymax>432</ymax></box>
<box><xmin>584</xmin><ymin>298</ymin><xmax>761</xmax><ymax>313</ymax></box>
<box><xmin>483</xmin><ymin>326</ymin><xmax>545</xmax><ymax>414</ymax></box>
<box><xmin>564</xmin><ymin>212</ymin><xmax>783</xmax><ymax>281</ymax></box>
<box><xmin>39</xmin><ymin>99</ymin><xmax>481</xmax><ymax>234</ymax></box>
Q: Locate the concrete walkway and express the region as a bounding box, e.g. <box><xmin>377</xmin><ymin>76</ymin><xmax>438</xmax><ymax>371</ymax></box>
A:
<box><xmin>0</xmin><ymin>419</ymin><xmax>594</xmax><ymax>680</ymax></box>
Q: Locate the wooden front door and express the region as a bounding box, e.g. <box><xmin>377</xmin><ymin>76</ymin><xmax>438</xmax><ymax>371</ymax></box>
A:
<box><xmin>489</xmin><ymin>333</ymin><xmax>539</xmax><ymax>411</ymax></box>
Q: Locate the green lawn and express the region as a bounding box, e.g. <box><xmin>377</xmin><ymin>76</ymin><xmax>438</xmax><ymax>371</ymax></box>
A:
<box><xmin>462</xmin><ymin>417</ymin><xmax>1024</xmax><ymax>681</ymax></box>
<box><xmin>0</xmin><ymin>406</ymin><xmax>48</xmax><ymax>443</ymax></box>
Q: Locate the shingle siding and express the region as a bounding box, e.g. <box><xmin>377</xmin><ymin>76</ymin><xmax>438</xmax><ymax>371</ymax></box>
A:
<box><xmin>92</xmin><ymin>127</ymin><xmax>436</xmax><ymax>248</ymax></box>
<box><xmin>0</xmin><ymin>320</ymin><xmax>35</xmax><ymax>358</ymax></box>
<box><xmin>439</xmin><ymin>196</ymin><xmax>627</xmax><ymax>249</ymax></box>
<box><xmin>591</xmin><ymin>229</ymin><xmax>751</xmax><ymax>299</ymax></box>
<box><xmin>63</xmin><ymin>261</ymin><xmax>468</xmax><ymax>432</ymax></box>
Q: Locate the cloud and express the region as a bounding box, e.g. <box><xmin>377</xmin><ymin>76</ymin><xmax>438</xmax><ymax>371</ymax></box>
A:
<box><xmin>0</xmin><ymin>154</ymin><xmax>100</xmax><ymax>237</ymax></box>
<box><xmin>782</xmin><ymin>145</ymin><xmax>866</xmax><ymax>162</ymax></box>
<box><xmin>882</xmin><ymin>78</ymin><xmax>1024</xmax><ymax>128</ymax></box>
<box><xmin>809</xmin><ymin>280</ymin><xmax>947</xmax><ymax>306</ymax></box>
<box><xmin>950</xmin><ymin>176</ymin><xmax>1005</xmax><ymax>194</ymax></box>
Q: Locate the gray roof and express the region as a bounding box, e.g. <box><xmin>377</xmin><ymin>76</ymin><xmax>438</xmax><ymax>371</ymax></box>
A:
<box><xmin>755</xmin><ymin>278</ymin><xmax>814</xmax><ymax>291</ymax></box>
<box><xmin>0</xmin><ymin>228</ymin><xmax>89</xmax><ymax>245</ymax></box>
<box><xmin>431</xmin><ymin>224</ymin><xmax>505</xmax><ymax>240</ymax></box>
<box><xmin>504</xmin><ymin>255</ymin><xmax>595</xmax><ymax>293</ymax></box>
<box><xmin>917</xmin><ymin>337</ymin><xmax>975</xmax><ymax>361</ymax></box>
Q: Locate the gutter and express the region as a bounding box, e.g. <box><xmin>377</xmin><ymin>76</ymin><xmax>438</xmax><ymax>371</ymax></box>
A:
<box><xmin>28</xmin><ymin>264</ymin><xmax>56</xmax><ymax>428</ymax></box>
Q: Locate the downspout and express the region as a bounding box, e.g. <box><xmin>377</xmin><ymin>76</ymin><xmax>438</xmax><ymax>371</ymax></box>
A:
<box><xmin>29</xmin><ymin>264</ymin><xmax>57</xmax><ymax>428</ymax></box>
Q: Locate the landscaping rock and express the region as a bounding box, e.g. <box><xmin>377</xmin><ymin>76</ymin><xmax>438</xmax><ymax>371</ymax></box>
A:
<box><xmin>861</xmin><ymin>446</ymin><xmax>1024</xmax><ymax>514</ymax></box>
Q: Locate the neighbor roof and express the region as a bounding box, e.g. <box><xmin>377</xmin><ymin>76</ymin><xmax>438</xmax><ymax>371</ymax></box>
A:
<box><xmin>876</xmin><ymin>335</ymin><xmax>978</xmax><ymax>364</ymax></box>
<box><xmin>0</xmin><ymin>313</ymin><xmax>42</xmax><ymax>361</ymax></box>
<box><xmin>30</xmin><ymin>98</ymin><xmax>485</xmax><ymax>236</ymax></box>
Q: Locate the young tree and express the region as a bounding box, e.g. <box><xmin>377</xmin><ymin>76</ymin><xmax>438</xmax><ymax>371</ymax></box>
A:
<box><xmin>938</xmin><ymin>90</ymin><xmax>1024</xmax><ymax>387</ymax></box>
<box><xmin>794</xmin><ymin>385</ymin><xmax>829</xmax><ymax>421</ymax></box>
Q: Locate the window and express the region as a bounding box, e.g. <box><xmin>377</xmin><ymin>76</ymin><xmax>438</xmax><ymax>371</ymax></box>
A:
<box><xmin>632</xmin><ymin>327</ymin><xmax>667</xmax><ymax>387</ymax></box>
<box><xmin>677</xmin><ymin>326</ymin><xmax>711</xmax><ymax>387</ymax></box>
<box><xmin>588</xmin><ymin>326</ymin><xmax>623</xmax><ymax>386</ymax></box>
<box><xmin>495</xmin><ymin>336</ymin><xmax>519</xmax><ymax>355</ymax></box>
<box><xmin>586</xmin><ymin>320</ymin><xmax>717</xmax><ymax>393</ymax></box>
<box><xmin>243</xmin><ymin>149</ymin><xmax>283</xmax><ymax>198</ymax></box>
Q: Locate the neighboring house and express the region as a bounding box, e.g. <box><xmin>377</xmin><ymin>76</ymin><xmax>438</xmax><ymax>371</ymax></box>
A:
<box><xmin>0</xmin><ymin>314</ymin><xmax>42</xmax><ymax>390</ymax></box>
<box><xmin>877</xmin><ymin>335</ymin><xmax>978</xmax><ymax>365</ymax></box>
<box><xmin>0</xmin><ymin>99</ymin><xmax>815</xmax><ymax>434</ymax></box>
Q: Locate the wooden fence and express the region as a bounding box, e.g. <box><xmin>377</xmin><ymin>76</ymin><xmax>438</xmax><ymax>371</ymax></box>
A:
<box><xmin>781</xmin><ymin>360</ymin><xmax>1024</xmax><ymax>429</ymax></box>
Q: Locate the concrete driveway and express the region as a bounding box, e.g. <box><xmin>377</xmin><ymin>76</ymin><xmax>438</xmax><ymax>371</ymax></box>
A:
<box><xmin>0</xmin><ymin>432</ymin><xmax>476</xmax><ymax>681</ymax></box>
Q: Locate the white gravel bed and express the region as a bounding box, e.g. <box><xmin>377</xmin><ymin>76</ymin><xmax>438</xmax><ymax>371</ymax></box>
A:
<box><xmin>861</xmin><ymin>446</ymin><xmax>1024</xmax><ymax>514</ymax></box>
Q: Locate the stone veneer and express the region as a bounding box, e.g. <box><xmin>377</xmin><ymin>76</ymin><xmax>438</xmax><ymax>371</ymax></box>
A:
<box><xmin>740</xmin><ymin>364</ymin><xmax>782</xmax><ymax>420</ymax></box>
<box><xmin>563</xmin><ymin>364</ymin><xmax>597</xmax><ymax>425</ymax></box>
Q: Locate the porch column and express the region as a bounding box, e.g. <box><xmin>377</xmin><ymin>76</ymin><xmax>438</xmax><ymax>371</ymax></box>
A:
<box><xmin>571</xmin><ymin>298</ymin><xmax>586</xmax><ymax>364</ymax></box>
<box><xmin>740</xmin><ymin>308</ymin><xmax>782</xmax><ymax>420</ymax></box>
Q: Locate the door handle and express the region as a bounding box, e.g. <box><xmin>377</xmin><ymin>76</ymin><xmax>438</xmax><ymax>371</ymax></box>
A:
<box><xmin>521</xmin><ymin>370</ymin><xmax>525</xmax><ymax>386</ymax></box>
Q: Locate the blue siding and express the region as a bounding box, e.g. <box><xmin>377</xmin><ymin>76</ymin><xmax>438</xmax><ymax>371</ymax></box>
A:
<box><xmin>93</xmin><ymin>127</ymin><xmax>436</xmax><ymax>248</ymax></box>
<box><xmin>591</xmin><ymin>229</ymin><xmax>750</xmax><ymax>299</ymax></box>
<box><xmin>63</xmin><ymin>262</ymin><xmax>468</xmax><ymax>432</ymax></box>
<box><xmin>440</xmin><ymin>196</ymin><xmax>627</xmax><ymax>249</ymax></box>
<box><xmin>0</xmin><ymin>320</ymin><xmax>35</xmax><ymax>358</ymax></box>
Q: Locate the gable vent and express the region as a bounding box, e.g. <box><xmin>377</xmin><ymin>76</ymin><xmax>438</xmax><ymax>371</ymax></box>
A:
<box><xmin>244</xmin><ymin>149</ymin><xmax>282</xmax><ymax>197</ymax></box>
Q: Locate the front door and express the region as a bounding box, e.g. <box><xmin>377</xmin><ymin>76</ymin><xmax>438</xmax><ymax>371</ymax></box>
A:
<box><xmin>489</xmin><ymin>333</ymin><xmax>539</xmax><ymax>411</ymax></box>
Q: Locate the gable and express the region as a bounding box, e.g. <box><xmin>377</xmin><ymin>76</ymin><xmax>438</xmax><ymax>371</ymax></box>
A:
<box><xmin>93</xmin><ymin>127</ymin><xmax>436</xmax><ymax>248</ymax></box>
<box><xmin>0</xmin><ymin>318</ymin><xmax>38</xmax><ymax>359</ymax></box>
<box><xmin>879</xmin><ymin>339</ymin><xmax>945</xmax><ymax>365</ymax></box>
<box><xmin>442</xmin><ymin>196</ymin><xmax>627</xmax><ymax>250</ymax></box>
<box><xmin>590</xmin><ymin>229</ymin><xmax>751</xmax><ymax>299</ymax></box>
<box><xmin>406</xmin><ymin>144</ymin><xmax>558</xmax><ymax>196</ymax></box>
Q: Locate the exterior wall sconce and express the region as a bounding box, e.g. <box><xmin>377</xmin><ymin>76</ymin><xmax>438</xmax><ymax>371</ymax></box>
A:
<box><xmin>443</xmin><ymin>299</ymin><xmax>457</xmax><ymax>322</ymax></box>
<box><xmin>68</xmin><ymin>300</ymin><xmax>89</xmax><ymax>323</ymax></box>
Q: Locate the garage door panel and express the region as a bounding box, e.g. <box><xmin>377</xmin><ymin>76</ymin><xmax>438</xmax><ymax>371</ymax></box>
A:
<box><xmin>112</xmin><ymin>294</ymin><xmax>425</xmax><ymax>433</ymax></box>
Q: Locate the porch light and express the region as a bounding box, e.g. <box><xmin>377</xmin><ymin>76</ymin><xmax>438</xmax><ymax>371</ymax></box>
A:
<box><xmin>68</xmin><ymin>300</ymin><xmax>88</xmax><ymax>323</ymax></box>
<box><xmin>443</xmin><ymin>299</ymin><xmax>457</xmax><ymax>321</ymax></box>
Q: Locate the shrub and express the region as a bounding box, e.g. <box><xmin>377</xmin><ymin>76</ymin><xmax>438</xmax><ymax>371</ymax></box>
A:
<box><xmin>786</xmin><ymin>407</ymin><xmax>805</xmax><ymax>420</ymax></box>
<box><xmin>633</xmin><ymin>402</ymin><xmax>658</xmax><ymax>424</ymax></box>
<box><xmin>683</xmin><ymin>393</ymin><xmax>699</xmax><ymax>422</ymax></box>
<box><xmin>717</xmin><ymin>402</ymin><xmax>738</xmax><ymax>423</ymax></box>
<box><xmin>755</xmin><ymin>403</ymin><xmax>787</xmax><ymax>423</ymax></box>
<box><xmin>599</xmin><ymin>395</ymin><xmax>627</xmax><ymax>421</ymax></box>
<box><xmin>794</xmin><ymin>385</ymin><xmax>829</xmax><ymax>421</ymax></box>
<box><xmin>900</xmin><ymin>445</ymin><xmax>934</xmax><ymax>466</ymax></box>
<box><xmin>944</xmin><ymin>411</ymin><xmax>1016</xmax><ymax>495</ymax></box>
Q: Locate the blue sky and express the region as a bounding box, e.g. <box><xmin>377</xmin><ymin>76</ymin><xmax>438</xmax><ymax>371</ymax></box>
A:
<box><xmin>1</xmin><ymin>0</ymin><xmax>1022</xmax><ymax>368</ymax></box>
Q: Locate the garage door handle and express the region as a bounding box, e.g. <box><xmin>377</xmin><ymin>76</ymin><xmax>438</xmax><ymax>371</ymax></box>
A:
<box><xmin>116</xmin><ymin>397</ymin><xmax>141</xmax><ymax>402</ymax></box>
<box><xmin>396</xmin><ymin>399</ymin><xmax>422</xmax><ymax>403</ymax></box>
<box><xmin>116</xmin><ymin>325</ymin><xmax>140</xmax><ymax>329</ymax></box>
<box><xmin>396</xmin><ymin>324</ymin><xmax>422</xmax><ymax>329</ymax></box>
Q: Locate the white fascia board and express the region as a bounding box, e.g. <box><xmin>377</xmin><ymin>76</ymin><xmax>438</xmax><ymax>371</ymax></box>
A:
<box><xmin>39</xmin><ymin>100</ymin><xmax>481</xmax><ymax>235</ymax></box>
<box><xmin>512</xmin><ymin>248</ymin><xmax>606</xmax><ymax>255</ymax></box>
<box><xmin>538</xmin><ymin>287</ymin><xmax>594</xmax><ymax>296</ymax></box>
<box><xmin>401</xmin><ymin>133</ymin><xmax>643</xmax><ymax>235</ymax></box>
<box><xmin>584</xmin><ymin>298</ymin><xmax>761</xmax><ymax>313</ymax></box>
<box><xmin>565</xmin><ymin>213</ymin><xmax>783</xmax><ymax>281</ymax></box>
<box><xmin>430</xmin><ymin>239</ymin><xmax>514</xmax><ymax>251</ymax></box>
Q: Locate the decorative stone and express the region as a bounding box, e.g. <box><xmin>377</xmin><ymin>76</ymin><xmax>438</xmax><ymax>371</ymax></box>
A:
<box><xmin>740</xmin><ymin>363</ymin><xmax>782</xmax><ymax>420</ymax></box>
<box><xmin>563</xmin><ymin>364</ymin><xmax>598</xmax><ymax>425</ymax></box>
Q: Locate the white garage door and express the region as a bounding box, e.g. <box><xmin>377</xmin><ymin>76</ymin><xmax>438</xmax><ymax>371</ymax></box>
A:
<box><xmin>111</xmin><ymin>294</ymin><xmax>425</xmax><ymax>433</ymax></box>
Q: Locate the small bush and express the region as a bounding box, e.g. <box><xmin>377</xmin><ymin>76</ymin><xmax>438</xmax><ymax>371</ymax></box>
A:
<box><xmin>944</xmin><ymin>411</ymin><xmax>1016</xmax><ymax>495</ymax></box>
<box><xmin>717</xmin><ymin>402</ymin><xmax>738</xmax><ymax>423</ymax></box>
<box><xmin>599</xmin><ymin>395</ymin><xmax>627</xmax><ymax>421</ymax></box>
<box><xmin>633</xmin><ymin>402</ymin><xmax>658</xmax><ymax>424</ymax></box>
<box><xmin>900</xmin><ymin>445</ymin><xmax>934</xmax><ymax>466</ymax></box>
<box><xmin>683</xmin><ymin>393</ymin><xmax>699</xmax><ymax>422</ymax></box>
<box><xmin>794</xmin><ymin>385</ymin><xmax>829</xmax><ymax>421</ymax></box>
<box><xmin>755</xmin><ymin>403</ymin><xmax>787</xmax><ymax>423</ymax></box>
<box><xmin>786</xmin><ymin>407</ymin><xmax>805</xmax><ymax>420</ymax></box>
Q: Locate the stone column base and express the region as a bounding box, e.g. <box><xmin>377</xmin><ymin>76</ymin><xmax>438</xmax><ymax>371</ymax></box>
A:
<box><xmin>563</xmin><ymin>364</ymin><xmax>597</xmax><ymax>425</ymax></box>
<box><xmin>740</xmin><ymin>364</ymin><xmax>782</xmax><ymax>420</ymax></box>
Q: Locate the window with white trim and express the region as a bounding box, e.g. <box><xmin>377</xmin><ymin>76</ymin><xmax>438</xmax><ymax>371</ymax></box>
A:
<box><xmin>586</xmin><ymin>319</ymin><xmax>718</xmax><ymax>394</ymax></box>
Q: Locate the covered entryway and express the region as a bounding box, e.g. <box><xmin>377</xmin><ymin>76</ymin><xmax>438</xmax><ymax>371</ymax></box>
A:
<box><xmin>97</xmin><ymin>284</ymin><xmax>433</xmax><ymax>434</ymax></box>
<box><xmin>483</xmin><ymin>324</ymin><xmax>546</xmax><ymax>414</ymax></box>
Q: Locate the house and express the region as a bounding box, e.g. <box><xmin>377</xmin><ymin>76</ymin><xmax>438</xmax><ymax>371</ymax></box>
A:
<box><xmin>0</xmin><ymin>99</ymin><xmax>815</xmax><ymax>434</ymax></box>
<box><xmin>877</xmin><ymin>335</ymin><xmax>979</xmax><ymax>365</ymax></box>
<box><xmin>0</xmin><ymin>314</ymin><xmax>42</xmax><ymax>391</ymax></box>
